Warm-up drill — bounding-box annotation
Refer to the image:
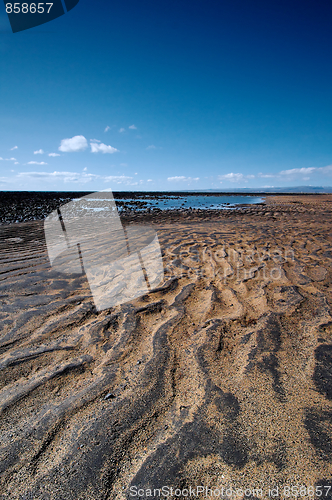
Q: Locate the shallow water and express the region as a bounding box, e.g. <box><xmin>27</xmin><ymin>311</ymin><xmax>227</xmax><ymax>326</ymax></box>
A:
<box><xmin>116</xmin><ymin>195</ymin><xmax>264</xmax><ymax>211</ymax></box>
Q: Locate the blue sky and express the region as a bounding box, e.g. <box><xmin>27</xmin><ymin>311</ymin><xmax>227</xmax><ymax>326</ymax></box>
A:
<box><xmin>1</xmin><ymin>0</ymin><xmax>332</xmax><ymax>191</ymax></box>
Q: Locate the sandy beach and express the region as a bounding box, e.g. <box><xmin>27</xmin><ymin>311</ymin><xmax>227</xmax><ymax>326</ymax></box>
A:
<box><xmin>0</xmin><ymin>194</ymin><xmax>331</xmax><ymax>499</ymax></box>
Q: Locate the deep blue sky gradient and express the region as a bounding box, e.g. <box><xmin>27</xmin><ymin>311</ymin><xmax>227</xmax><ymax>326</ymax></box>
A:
<box><xmin>1</xmin><ymin>0</ymin><xmax>332</xmax><ymax>190</ymax></box>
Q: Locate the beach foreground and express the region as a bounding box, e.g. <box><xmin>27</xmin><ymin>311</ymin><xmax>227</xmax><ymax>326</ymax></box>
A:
<box><xmin>0</xmin><ymin>195</ymin><xmax>331</xmax><ymax>499</ymax></box>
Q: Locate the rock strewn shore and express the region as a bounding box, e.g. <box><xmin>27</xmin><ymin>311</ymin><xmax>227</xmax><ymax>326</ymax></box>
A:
<box><xmin>1</xmin><ymin>192</ymin><xmax>331</xmax><ymax>225</ymax></box>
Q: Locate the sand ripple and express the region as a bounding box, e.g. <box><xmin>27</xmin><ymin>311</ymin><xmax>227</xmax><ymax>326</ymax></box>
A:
<box><xmin>0</xmin><ymin>196</ymin><xmax>332</xmax><ymax>499</ymax></box>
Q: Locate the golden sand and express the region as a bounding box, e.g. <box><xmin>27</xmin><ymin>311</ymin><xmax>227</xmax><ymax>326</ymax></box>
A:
<box><xmin>0</xmin><ymin>195</ymin><xmax>331</xmax><ymax>499</ymax></box>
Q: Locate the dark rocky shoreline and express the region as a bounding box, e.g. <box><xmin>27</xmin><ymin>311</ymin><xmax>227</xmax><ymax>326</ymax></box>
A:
<box><xmin>0</xmin><ymin>191</ymin><xmax>327</xmax><ymax>225</ymax></box>
<box><xmin>0</xmin><ymin>191</ymin><xmax>260</xmax><ymax>224</ymax></box>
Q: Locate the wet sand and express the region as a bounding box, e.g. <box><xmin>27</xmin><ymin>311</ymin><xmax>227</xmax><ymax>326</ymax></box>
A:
<box><xmin>0</xmin><ymin>195</ymin><xmax>332</xmax><ymax>499</ymax></box>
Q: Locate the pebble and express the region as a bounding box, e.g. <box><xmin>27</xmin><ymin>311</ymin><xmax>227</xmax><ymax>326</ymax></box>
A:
<box><xmin>104</xmin><ymin>392</ymin><xmax>116</xmax><ymax>400</ymax></box>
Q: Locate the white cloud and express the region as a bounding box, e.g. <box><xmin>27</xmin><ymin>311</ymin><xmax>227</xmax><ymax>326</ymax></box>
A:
<box><xmin>167</xmin><ymin>176</ymin><xmax>200</xmax><ymax>182</ymax></box>
<box><xmin>104</xmin><ymin>175</ymin><xmax>133</xmax><ymax>183</ymax></box>
<box><xmin>119</xmin><ymin>128</ymin><xmax>125</xmax><ymax>133</ymax></box>
<box><xmin>318</xmin><ymin>164</ymin><xmax>332</xmax><ymax>175</ymax></box>
<box><xmin>17</xmin><ymin>170</ymin><xmax>99</xmax><ymax>183</ymax></box>
<box><xmin>83</xmin><ymin>167</ymin><xmax>87</xmax><ymax>171</ymax></box>
<box><xmin>146</xmin><ymin>145</ymin><xmax>156</xmax><ymax>150</ymax></box>
<box><xmin>34</xmin><ymin>149</ymin><xmax>44</xmax><ymax>155</ymax></box>
<box><xmin>276</xmin><ymin>164</ymin><xmax>332</xmax><ymax>179</ymax></box>
<box><xmin>216</xmin><ymin>164</ymin><xmax>332</xmax><ymax>184</ymax></box>
<box><xmin>90</xmin><ymin>142</ymin><xmax>119</xmax><ymax>154</ymax></box>
<box><xmin>27</xmin><ymin>161</ymin><xmax>48</xmax><ymax>165</ymax></box>
<box><xmin>104</xmin><ymin>175</ymin><xmax>139</xmax><ymax>186</ymax></box>
<box><xmin>10</xmin><ymin>146</ymin><xmax>18</xmax><ymax>150</ymax></box>
<box><xmin>279</xmin><ymin>167</ymin><xmax>315</xmax><ymax>176</ymax></box>
<box><xmin>90</xmin><ymin>139</ymin><xmax>101</xmax><ymax>142</ymax></box>
<box><xmin>218</xmin><ymin>173</ymin><xmax>246</xmax><ymax>182</ymax></box>
<box><xmin>129</xmin><ymin>124</ymin><xmax>137</xmax><ymax>129</ymax></box>
<box><xmin>14</xmin><ymin>162</ymin><xmax>19</xmax><ymax>165</ymax></box>
<box><xmin>147</xmin><ymin>179</ymin><xmax>153</xmax><ymax>182</ymax></box>
<box><xmin>18</xmin><ymin>171</ymin><xmax>54</xmax><ymax>177</ymax></box>
<box><xmin>59</xmin><ymin>135</ymin><xmax>88</xmax><ymax>152</ymax></box>
<box><xmin>258</xmin><ymin>173</ymin><xmax>275</xmax><ymax>178</ymax></box>
<box><xmin>168</xmin><ymin>176</ymin><xmax>186</xmax><ymax>181</ymax></box>
<box><xmin>48</xmin><ymin>153</ymin><xmax>61</xmax><ymax>157</ymax></box>
<box><xmin>0</xmin><ymin>170</ymin><xmax>151</xmax><ymax>187</ymax></box>
<box><xmin>257</xmin><ymin>165</ymin><xmax>331</xmax><ymax>180</ymax></box>
<box><xmin>104</xmin><ymin>126</ymin><xmax>110</xmax><ymax>132</ymax></box>
<box><xmin>0</xmin><ymin>157</ymin><xmax>17</xmax><ymax>161</ymax></box>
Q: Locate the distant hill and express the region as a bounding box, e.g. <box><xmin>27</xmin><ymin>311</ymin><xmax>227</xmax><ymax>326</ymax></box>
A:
<box><xmin>178</xmin><ymin>186</ymin><xmax>332</xmax><ymax>194</ymax></box>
